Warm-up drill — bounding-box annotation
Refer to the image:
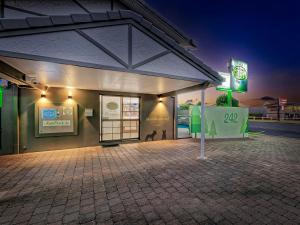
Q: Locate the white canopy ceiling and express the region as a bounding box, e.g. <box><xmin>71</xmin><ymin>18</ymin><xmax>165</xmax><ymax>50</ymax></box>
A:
<box><xmin>1</xmin><ymin>56</ymin><xmax>199</xmax><ymax>95</ymax></box>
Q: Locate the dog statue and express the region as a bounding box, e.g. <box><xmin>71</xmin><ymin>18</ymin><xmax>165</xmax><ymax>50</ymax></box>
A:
<box><xmin>162</xmin><ymin>130</ymin><xmax>167</xmax><ymax>140</ymax></box>
<box><xmin>145</xmin><ymin>130</ymin><xmax>157</xmax><ymax>141</ymax></box>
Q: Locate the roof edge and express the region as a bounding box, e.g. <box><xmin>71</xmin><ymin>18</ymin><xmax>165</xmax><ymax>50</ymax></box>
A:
<box><xmin>120</xmin><ymin>0</ymin><xmax>197</xmax><ymax>48</ymax></box>
<box><xmin>0</xmin><ymin>10</ymin><xmax>222</xmax><ymax>84</ymax></box>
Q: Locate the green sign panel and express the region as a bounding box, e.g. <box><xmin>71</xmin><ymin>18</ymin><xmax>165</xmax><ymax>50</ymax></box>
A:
<box><xmin>216</xmin><ymin>59</ymin><xmax>248</xmax><ymax>93</ymax></box>
<box><xmin>190</xmin><ymin>106</ymin><xmax>249</xmax><ymax>139</ymax></box>
<box><xmin>230</xmin><ymin>59</ymin><xmax>248</xmax><ymax>93</ymax></box>
<box><xmin>190</xmin><ymin>105</ymin><xmax>201</xmax><ymax>133</ymax></box>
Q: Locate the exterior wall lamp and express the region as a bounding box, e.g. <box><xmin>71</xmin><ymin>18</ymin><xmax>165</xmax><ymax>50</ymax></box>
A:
<box><xmin>41</xmin><ymin>90</ymin><xmax>46</xmax><ymax>98</ymax></box>
<box><xmin>158</xmin><ymin>95</ymin><xmax>163</xmax><ymax>102</ymax></box>
<box><xmin>68</xmin><ymin>91</ymin><xmax>72</xmax><ymax>99</ymax></box>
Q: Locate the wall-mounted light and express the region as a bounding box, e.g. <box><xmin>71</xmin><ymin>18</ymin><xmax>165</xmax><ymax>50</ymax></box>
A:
<box><xmin>158</xmin><ymin>95</ymin><xmax>163</xmax><ymax>102</ymax></box>
<box><xmin>68</xmin><ymin>90</ymin><xmax>73</xmax><ymax>99</ymax></box>
<box><xmin>41</xmin><ymin>90</ymin><xmax>46</xmax><ymax>98</ymax></box>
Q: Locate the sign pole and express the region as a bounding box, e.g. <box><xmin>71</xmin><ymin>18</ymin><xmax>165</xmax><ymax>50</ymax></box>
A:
<box><xmin>277</xmin><ymin>98</ymin><xmax>280</xmax><ymax>121</ymax></box>
<box><xmin>227</xmin><ymin>89</ymin><xmax>232</xmax><ymax>107</ymax></box>
<box><xmin>227</xmin><ymin>58</ymin><xmax>233</xmax><ymax>107</ymax></box>
<box><xmin>199</xmin><ymin>89</ymin><xmax>206</xmax><ymax>160</ymax></box>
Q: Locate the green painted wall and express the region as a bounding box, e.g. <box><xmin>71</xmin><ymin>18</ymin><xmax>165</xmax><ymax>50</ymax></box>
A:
<box><xmin>189</xmin><ymin>106</ymin><xmax>249</xmax><ymax>139</ymax></box>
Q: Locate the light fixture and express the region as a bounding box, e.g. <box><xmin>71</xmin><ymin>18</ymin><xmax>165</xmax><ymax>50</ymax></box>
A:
<box><xmin>68</xmin><ymin>90</ymin><xmax>72</xmax><ymax>99</ymax></box>
<box><xmin>41</xmin><ymin>90</ymin><xmax>46</xmax><ymax>98</ymax></box>
<box><xmin>158</xmin><ymin>95</ymin><xmax>163</xmax><ymax>102</ymax></box>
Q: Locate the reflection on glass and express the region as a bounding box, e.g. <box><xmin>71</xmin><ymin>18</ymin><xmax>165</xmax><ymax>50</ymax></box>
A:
<box><xmin>123</xmin><ymin>97</ymin><xmax>139</xmax><ymax>120</ymax></box>
<box><xmin>101</xmin><ymin>96</ymin><xmax>140</xmax><ymax>141</ymax></box>
<box><xmin>102</xmin><ymin>96</ymin><xmax>121</xmax><ymax>120</ymax></box>
<box><xmin>123</xmin><ymin>120</ymin><xmax>139</xmax><ymax>139</ymax></box>
<box><xmin>102</xmin><ymin>117</ymin><xmax>121</xmax><ymax>141</ymax></box>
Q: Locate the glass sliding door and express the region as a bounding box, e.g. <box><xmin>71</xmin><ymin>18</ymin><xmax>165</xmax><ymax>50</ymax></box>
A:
<box><xmin>100</xmin><ymin>95</ymin><xmax>140</xmax><ymax>141</ymax></box>
<box><xmin>176</xmin><ymin>91</ymin><xmax>201</xmax><ymax>139</ymax></box>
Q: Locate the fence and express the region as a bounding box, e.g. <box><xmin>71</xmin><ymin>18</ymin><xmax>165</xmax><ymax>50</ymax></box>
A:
<box><xmin>249</xmin><ymin>116</ymin><xmax>300</xmax><ymax>121</ymax></box>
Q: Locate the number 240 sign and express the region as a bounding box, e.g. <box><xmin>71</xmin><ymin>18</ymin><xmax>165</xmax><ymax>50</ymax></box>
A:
<box><xmin>224</xmin><ymin>112</ymin><xmax>238</xmax><ymax>123</ymax></box>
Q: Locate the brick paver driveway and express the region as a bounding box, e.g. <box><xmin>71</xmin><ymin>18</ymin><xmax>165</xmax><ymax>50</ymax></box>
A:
<box><xmin>0</xmin><ymin>135</ymin><xmax>299</xmax><ymax>225</ymax></box>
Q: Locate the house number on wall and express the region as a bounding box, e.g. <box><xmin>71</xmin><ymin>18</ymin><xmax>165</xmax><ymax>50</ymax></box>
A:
<box><xmin>224</xmin><ymin>112</ymin><xmax>238</xmax><ymax>123</ymax></box>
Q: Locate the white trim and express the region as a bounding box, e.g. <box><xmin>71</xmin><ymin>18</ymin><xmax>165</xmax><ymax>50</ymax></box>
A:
<box><xmin>199</xmin><ymin>89</ymin><xmax>206</xmax><ymax>160</ymax></box>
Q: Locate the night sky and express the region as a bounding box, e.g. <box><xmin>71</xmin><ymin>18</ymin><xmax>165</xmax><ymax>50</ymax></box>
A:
<box><xmin>146</xmin><ymin>0</ymin><xmax>300</xmax><ymax>103</ymax></box>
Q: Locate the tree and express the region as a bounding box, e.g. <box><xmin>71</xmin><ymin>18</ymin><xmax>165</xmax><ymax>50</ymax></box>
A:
<box><xmin>179</xmin><ymin>103</ymin><xmax>191</xmax><ymax>110</ymax></box>
<box><xmin>216</xmin><ymin>94</ymin><xmax>239</xmax><ymax>107</ymax></box>
<box><xmin>209</xmin><ymin>120</ymin><xmax>217</xmax><ymax>138</ymax></box>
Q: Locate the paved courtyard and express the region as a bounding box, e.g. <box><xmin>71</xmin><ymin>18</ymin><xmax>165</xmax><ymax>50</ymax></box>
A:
<box><xmin>0</xmin><ymin>135</ymin><xmax>299</xmax><ymax>225</ymax></box>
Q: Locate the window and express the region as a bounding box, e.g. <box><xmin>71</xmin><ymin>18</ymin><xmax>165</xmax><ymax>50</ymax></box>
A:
<box><xmin>100</xmin><ymin>96</ymin><xmax>140</xmax><ymax>141</ymax></box>
<box><xmin>123</xmin><ymin>97</ymin><xmax>139</xmax><ymax>119</ymax></box>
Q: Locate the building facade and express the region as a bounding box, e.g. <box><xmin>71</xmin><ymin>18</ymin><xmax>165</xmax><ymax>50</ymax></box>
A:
<box><xmin>0</xmin><ymin>0</ymin><xmax>222</xmax><ymax>154</ymax></box>
<box><xmin>248</xmin><ymin>97</ymin><xmax>300</xmax><ymax>120</ymax></box>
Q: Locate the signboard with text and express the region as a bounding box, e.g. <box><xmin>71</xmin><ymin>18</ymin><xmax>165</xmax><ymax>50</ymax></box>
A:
<box><xmin>217</xmin><ymin>59</ymin><xmax>248</xmax><ymax>93</ymax></box>
<box><xmin>35</xmin><ymin>103</ymin><xmax>78</xmax><ymax>137</ymax></box>
<box><xmin>279</xmin><ymin>97</ymin><xmax>287</xmax><ymax>106</ymax></box>
<box><xmin>189</xmin><ymin>106</ymin><xmax>249</xmax><ymax>139</ymax></box>
<box><xmin>230</xmin><ymin>59</ymin><xmax>248</xmax><ymax>93</ymax></box>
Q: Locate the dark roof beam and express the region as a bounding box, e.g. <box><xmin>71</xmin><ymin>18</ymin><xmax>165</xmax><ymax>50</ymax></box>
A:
<box><xmin>0</xmin><ymin>60</ymin><xmax>47</xmax><ymax>90</ymax></box>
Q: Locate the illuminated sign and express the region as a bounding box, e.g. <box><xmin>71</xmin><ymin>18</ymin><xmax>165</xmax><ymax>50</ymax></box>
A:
<box><xmin>279</xmin><ymin>97</ymin><xmax>287</xmax><ymax>106</ymax></box>
<box><xmin>216</xmin><ymin>59</ymin><xmax>248</xmax><ymax>93</ymax></box>
<box><xmin>42</xmin><ymin>109</ymin><xmax>58</xmax><ymax>120</ymax></box>
<box><xmin>216</xmin><ymin>72</ymin><xmax>231</xmax><ymax>91</ymax></box>
<box><xmin>230</xmin><ymin>59</ymin><xmax>248</xmax><ymax>93</ymax></box>
<box><xmin>38</xmin><ymin>105</ymin><xmax>76</xmax><ymax>135</ymax></box>
<box><xmin>0</xmin><ymin>79</ymin><xmax>8</xmax><ymax>108</ymax></box>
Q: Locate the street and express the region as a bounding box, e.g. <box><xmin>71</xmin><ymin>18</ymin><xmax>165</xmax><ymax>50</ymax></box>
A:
<box><xmin>249</xmin><ymin>121</ymin><xmax>300</xmax><ymax>138</ymax></box>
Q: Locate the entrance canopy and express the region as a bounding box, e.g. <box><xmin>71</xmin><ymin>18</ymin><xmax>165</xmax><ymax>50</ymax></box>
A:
<box><xmin>0</xmin><ymin>11</ymin><xmax>222</xmax><ymax>94</ymax></box>
<box><xmin>1</xmin><ymin>56</ymin><xmax>199</xmax><ymax>94</ymax></box>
